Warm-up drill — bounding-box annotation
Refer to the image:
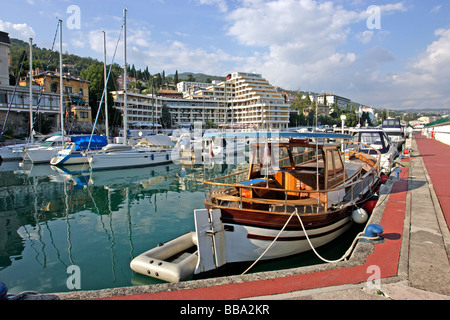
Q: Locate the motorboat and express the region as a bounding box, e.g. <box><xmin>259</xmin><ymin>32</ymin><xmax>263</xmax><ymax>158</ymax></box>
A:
<box><xmin>172</xmin><ymin>132</ymin><xmax>247</xmax><ymax>166</ymax></box>
<box><xmin>22</xmin><ymin>135</ymin><xmax>67</xmax><ymax>164</ymax></box>
<box><xmin>87</xmin><ymin>134</ymin><xmax>173</xmax><ymax>171</ymax></box>
<box><xmin>131</xmin><ymin>132</ymin><xmax>381</xmax><ymax>282</ymax></box>
<box><xmin>1</xmin><ymin>140</ymin><xmax>39</xmax><ymax>161</ymax></box>
<box><xmin>382</xmin><ymin>119</ymin><xmax>405</xmax><ymax>150</ymax></box>
<box><xmin>348</xmin><ymin>128</ymin><xmax>398</xmax><ymax>174</ymax></box>
<box><xmin>50</xmin><ymin>135</ymin><xmax>108</xmax><ymax>166</ymax></box>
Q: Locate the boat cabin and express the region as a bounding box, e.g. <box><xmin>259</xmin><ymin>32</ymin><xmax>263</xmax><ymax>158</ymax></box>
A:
<box><xmin>246</xmin><ymin>139</ymin><xmax>347</xmax><ymax>197</ymax></box>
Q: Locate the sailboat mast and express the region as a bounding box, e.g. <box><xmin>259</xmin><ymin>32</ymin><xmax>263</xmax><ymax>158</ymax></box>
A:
<box><xmin>29</xmin><ymin>37</ymin><xmax>34</xmax><ymax>144</ymax></box>
<box><xmin>103</xmin><ymin>31</ymin><xmax>110</xmax><ymax>142</ymax></box>
<box><xmin>123</xmin><ymin>8</ymin><xmax>128</xmax><ymax>145</ymax></box>
<box><xmin>59</xmin><ymin>19</ymin><xmax>64</xmax><ymax>143</ymax></box>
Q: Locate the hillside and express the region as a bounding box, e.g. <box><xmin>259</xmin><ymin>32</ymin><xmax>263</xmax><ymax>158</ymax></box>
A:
<box><xmin>169</xmin><ymin>72</ymin><xmax>226</xmax><ymax>83</ymax></box>
<box><xmin>9</xmin><ymin>38</ymin><xmax>225</xmax><ymax>86</ymax></box>
<box><xmin>9</xmin><ymin>38</ymin><xmax>99</xmax><ymax>79</ymax></box>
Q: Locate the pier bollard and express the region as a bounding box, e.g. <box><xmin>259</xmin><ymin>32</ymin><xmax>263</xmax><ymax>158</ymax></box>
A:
<box><xmin>394</xmin><ymin>168</ymin><xmax>402</xmax><ymax>179</ymax></box>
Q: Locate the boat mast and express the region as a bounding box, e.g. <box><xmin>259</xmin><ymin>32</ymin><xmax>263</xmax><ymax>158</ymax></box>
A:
<box><xmin>103</xmin><ymin>31</ymin><xmax>110</xmax><ymax>142</ymax></box>
<box><xmin>29</xmin><ymin>37</ymin><xmax>34</xmax><ymax>144</ymax></box>
<box><xmin>123</xmin><ymin>8</ymin><xmax>128</xmax><ymax>145</ymax></box>
<box><xmin>59</xmin><ymin>19</ymin><xmax>64</xmax><ymax>144</ymax></box>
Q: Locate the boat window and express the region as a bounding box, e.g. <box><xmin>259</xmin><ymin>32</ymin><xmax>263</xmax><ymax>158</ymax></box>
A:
<box><xmin>326</xmin><ymin>149</ymin><xmax>334</xmax><ymax>179</ymax></box>
<box><xmin>42</xmin><ymin>141</ymin><xmax>54</xmax><ymax>147</ymax></box>
<box><xmin>359</xmin><ymin>132</ymin><xmax>385</xmax><ymax>154</ymax></box>
<box><xmin>382</xmin><ymin>134</ymin><xmax>390</xmax><ymax>148</ymax></box>
<box><xmin>333</xmin><ymin>149</ymin><xmax>344</xmax><ymax>175</ymax></box>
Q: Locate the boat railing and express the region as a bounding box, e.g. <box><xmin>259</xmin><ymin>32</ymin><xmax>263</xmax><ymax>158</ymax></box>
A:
<box><xmin>203</xmin><ymin>141</ymin><xmax>381</xmax><ymax>214</ymax></box>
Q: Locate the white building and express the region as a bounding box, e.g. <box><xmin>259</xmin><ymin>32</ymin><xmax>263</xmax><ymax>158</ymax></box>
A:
<box><xmin>0</xmin><ymin>32</ymin><xmax>11</xmax><ymax>86</ymax></box>
<box><xmin>114</xmin><ymin>72</ymin><xmax>290</xmax><ymax>130</ymax></box>
<box><xmin>177</xmin><ymin>81</ymin><xmax>212</xmax><ymax>94</ymax></box>
<box><xmin>317</xmin><ymin>93</ymin><xmax>351</xmax><ymax>108</ymax></box>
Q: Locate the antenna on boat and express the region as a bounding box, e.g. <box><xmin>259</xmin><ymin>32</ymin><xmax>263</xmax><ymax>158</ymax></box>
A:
<box><xmin>59</xmin><ymin>19</ymin><xmax>64</xmax><ymax>145</ymax></box>
<box><xmin>29</xmin><ymin>37</ymin><xmax>34</xmax><ymax>144</ymax></box>
<box><xmin>103</xmin><ymin>31</ymin><xmax>110</xmax><ymax>143</ymax></box>
<box><xmin>123</xmin><ymin>7</ymin><xmax>128</xmax><ymax>145</ymax></box>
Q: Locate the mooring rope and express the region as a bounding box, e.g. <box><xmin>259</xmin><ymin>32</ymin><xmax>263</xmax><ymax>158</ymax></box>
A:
<box><xmin>241</xmin><ymin>208</ymin><xmax>380</xmax><ymax>275</ymax></box>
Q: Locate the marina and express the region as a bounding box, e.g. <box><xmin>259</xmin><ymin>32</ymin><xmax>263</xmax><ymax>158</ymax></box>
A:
<box><xmin>0</xmin><ymin>148</ymin><xmax>374</xmax><ymax>295</ymax></box>
<box><xmin>54</xmin><ymin>134</ymin><xmax>449</xmax><ymax>300</ymax></box>
<box><xmin>1</xmin><ymin>3</ymin><xmax>449</xmax><ymax>303</ymax></box>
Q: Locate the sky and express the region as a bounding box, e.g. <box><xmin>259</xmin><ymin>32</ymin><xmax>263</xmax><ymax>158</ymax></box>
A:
<box><xmin>1</xmin><ymin>0</ymin><xmax>449</xmax><ymax>110</ymax></box>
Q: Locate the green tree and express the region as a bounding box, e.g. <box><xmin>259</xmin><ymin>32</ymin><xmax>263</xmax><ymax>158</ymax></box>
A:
<box><xmin>81</xmin><ymin>62</ymin><xmax>121</xmax><ymax>128</ymax></box>
<box><xmin>360</xmin><ymin>111</ymin><xmax>374</xmax><ymax>127</ymax></box>
<box><xmin>160</xmin><ymin>102</ymin><xmax>172</xmax><ymax>128</ymax></box>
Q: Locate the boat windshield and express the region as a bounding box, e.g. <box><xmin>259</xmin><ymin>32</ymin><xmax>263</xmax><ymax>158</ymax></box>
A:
<box><xmin>358</xmin><ymin>132</ymin><xmax>388</xmax><ymax>153</ymax></box>
<box><xmin>41</xmin><ymin>141</ymin><xmax>55</xmax><ymax>148</ymax></box>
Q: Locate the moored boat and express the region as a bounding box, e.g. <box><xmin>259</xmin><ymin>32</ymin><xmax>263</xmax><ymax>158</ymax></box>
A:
<box><xmin>50</xmin><ymin>135</ymin><xmax>108</xmax><ymax>166</ymax></box>
<box><xmin>348</xmin><ymin>128</ymin><xmax>398</xmax><ymax>174</ymax></box>
<box><xmin>131</xmin><ymin>132</ymin><xmax>382</xmax><ymax>282</ymax></box>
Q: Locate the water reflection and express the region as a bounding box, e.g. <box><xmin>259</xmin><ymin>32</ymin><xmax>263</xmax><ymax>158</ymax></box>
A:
<box><xmin>0</xmin><ymin>160</ymin><xmax>245</xmax><ymax>294</ymax></box>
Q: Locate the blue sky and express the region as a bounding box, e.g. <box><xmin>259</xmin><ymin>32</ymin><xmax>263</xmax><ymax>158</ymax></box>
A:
<box><xmin>1</xmin><ymin>0</ymin><xmax>449</xmax><ymax>110</ymax></box>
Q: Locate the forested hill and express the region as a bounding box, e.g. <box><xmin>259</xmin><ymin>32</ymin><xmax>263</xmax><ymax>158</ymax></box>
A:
<box><xmin>9</xmin><ymin>37</ymin><xmax>99</xmax><ymax>79</ymax></box>
<box><xmin>8</xmin><ymin>37</ymin><xmax>225</xmax><ymax>85</ymax></box>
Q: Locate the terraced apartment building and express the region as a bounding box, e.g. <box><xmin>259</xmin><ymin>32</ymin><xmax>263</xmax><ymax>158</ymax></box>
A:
<box><xmin>112</xmin><ymin>72</ymin><xmax>290</xmax><ymax>130</ymax></box>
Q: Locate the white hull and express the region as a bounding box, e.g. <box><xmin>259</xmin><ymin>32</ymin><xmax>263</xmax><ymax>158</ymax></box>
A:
<box><xmin>0</xmin><ymin>145</ymin><xmax>26</xmax><ymax>161</ymax></box>
<box><xmin>50</xmin><ymin>151</ymin><xmax>88</xmax><ymax>166</ymax></box>
<box><xmin>192</xmin><ymin>209</ymin><xmax>355</xmax><ymax>278</ymax></box>
<box><xmin>24</xmin><ymin>147</ymin><xmax>62</xmax><ymax>164</ymax></box>
<box><xmin>88</xmin><ymin>148</ymin><xmax>172</xmax><ymax>170</ymax></box>
<box><xmin>0</xmin><ymin>142</ymin><xmax>43</xmax><ymax>161</ymax></box>
<box><xmin>220</xmin><ymin>217</ymin><xmax>352</xmax><ymax>264</ymax></box>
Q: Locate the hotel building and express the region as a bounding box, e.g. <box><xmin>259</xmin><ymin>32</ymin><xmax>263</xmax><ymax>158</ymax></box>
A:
<box><xmin>113</xmin><ymin>72</ymin><xmax>290</xmax><ymax>130</ymax></box>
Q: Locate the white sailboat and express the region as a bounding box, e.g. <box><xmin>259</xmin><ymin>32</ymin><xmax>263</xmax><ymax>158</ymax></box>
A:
<box><xmin>23</xmin><ymin>20</ymin><xmax>67</xmax><ymax>164</ymax></box>
<box><xmin>87</xmin><ymin>9</ymin><xmax>172</xmax><ymax>171</ymax></box>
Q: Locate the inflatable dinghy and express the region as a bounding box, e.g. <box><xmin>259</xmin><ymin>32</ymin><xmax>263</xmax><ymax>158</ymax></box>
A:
<box><xmin>130</xmin><ymin>232</ymin><xmax>198</xmax><ymax>283</ymax></box>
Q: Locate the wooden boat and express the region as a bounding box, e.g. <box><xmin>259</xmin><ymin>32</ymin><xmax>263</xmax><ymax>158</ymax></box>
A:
<box><xmin>131</xmin><ymin>132</ymin><xmax>381</xmax><ymax>282</ymax></box>
<box><xmin>195</xmin><ymin>132</ymin><xmax>381</xmax><ymax>273</ymax></box>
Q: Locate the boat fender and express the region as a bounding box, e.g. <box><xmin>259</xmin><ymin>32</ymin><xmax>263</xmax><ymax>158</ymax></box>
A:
<box><xmin>352</xmin><ymin>208</ymin><xmax>368</xmax><ymax>224</ymax></box>
<box><xmin>380</xmin><ymin>174</ymin><xmax>388</xmax><ymax>184</ymax></box>
<box><xmin>363</xmin><ymin>196</ymin><xmax>378</xmax><ymax>214</ymax></box>
<box><xmin>362</xmin><ymin>224</ymin><xmax>384</xmax><ymax>243</ymax></box>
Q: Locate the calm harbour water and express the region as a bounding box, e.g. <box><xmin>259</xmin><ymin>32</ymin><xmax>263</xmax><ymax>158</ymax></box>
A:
<box><xmin>0</xmin><ymin>160</ymin><xmax>364</xmax><ymax>295</ymax></box>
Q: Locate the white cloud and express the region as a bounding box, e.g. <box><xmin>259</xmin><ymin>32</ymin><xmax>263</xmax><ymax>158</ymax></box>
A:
<box><xmin>348</xmin><ymin>28</ymin><xmax>450</xmax><ymax>109</ymax></box>
<box><xmin>430</xmin><ymin>5</ymin><xmax>442</xmax><ymax>13</ymax></box>
<box><xmin>357</xmin><ymin>31</ymin><xmax>374</xmax><ymax>44</ymax></box>
<box><xmin>225</xmin><ymin>0</ymin><xmax>370</xmax><ymax>90</ymax></box>
<box><xmin>196</xmin><ymin>0</ymin><xmax>228</xmax><ymax>12</ymax></box>
<box><xmin>0</xmin><ymin>19</ymin><xmax>35</xmax><ymax>41</ymax></box>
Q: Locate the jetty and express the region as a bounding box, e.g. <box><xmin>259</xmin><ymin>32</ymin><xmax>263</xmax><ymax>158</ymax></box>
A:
<box><xmin>46</xmin><ymin>135</ymin><xmax>450</xmax><ymax>300</ymax></box>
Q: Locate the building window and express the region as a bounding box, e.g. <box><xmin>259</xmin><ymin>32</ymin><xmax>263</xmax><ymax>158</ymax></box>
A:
<box><xmin>79</xmin><ymin>111</ymin><xmax>88</xmax><ymax>119</ymax></box>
